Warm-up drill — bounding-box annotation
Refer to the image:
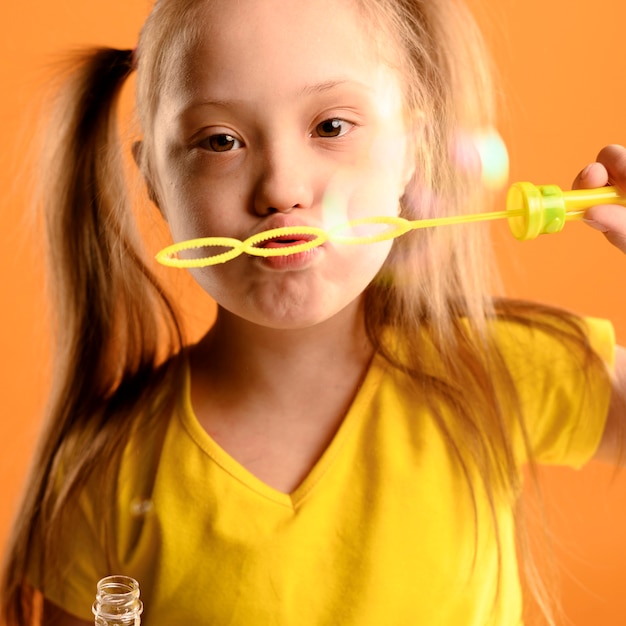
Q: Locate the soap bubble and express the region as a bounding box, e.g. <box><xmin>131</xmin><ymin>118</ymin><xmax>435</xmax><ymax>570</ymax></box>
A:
<box><xmin>453</xmin><ymin>127</ymin><xmax>509</xmax><ymax>191</ymax></box>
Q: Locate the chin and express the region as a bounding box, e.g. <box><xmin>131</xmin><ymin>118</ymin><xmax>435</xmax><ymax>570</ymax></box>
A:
<box><xmin>206</xmin><ymin>268</ymin><xmax>368</xmax><ymax>331</ymax></box>
<box><xmin>226</xmin><ymin>293</ymin><xmax>362</xmax><ymax>332</ymax></box>
<box><xmin>247</xmin><ymin>307</ymin><xmax>337</xmax><ymax>331</ymax></box>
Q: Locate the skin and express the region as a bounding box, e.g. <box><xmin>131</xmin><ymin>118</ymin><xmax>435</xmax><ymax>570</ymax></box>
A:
<box><xmin>146</xmin><ymin>0</ymin><xmax>412</xmax><ymax>493</ymax></box>
<box><xmin>43</xmin><ymin>1</ymin><xmax>626</xmax><ymax>623</ymax></box>
<box><xmin>150</xmin><ymin>0</ymin><xmax>411</xmax><ymax>331</ymax></box>
<box><xmin>574</xmin><ymin>144</ymin><xmax>626</xmax><ymax>462</ymax></box>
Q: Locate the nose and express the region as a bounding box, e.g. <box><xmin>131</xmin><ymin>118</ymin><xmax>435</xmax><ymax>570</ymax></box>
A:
<box><xmin>252</xmin><ymin>146</ymin><xmax>315</xmax><ymax>215</ymax></box>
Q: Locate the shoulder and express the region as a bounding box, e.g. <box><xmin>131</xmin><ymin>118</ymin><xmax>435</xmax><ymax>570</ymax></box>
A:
<box><xmin>488</xmin><ymin>311</ymin><xmax>614</xmax><ymax>368</ymax></box>
<box><xmin>29</xmin><ymin>353</ymin><xmax>188</xmax><ymax>619</ymax></box>
<box><xmin>486</xmin><ymin>309</ymin><xmax>615</xmax><ymax>467</ymax></box>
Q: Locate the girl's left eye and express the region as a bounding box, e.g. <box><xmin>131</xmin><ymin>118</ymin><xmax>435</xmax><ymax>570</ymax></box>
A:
<box><xmin>314</xmin><ymin>118</ymin><xmax>354</xmax><ymax>138</ymax></box>
<box><xmin>199</xmin><ymin>134</ymin><xmax>243</xmax><ymax>152</ymax></box>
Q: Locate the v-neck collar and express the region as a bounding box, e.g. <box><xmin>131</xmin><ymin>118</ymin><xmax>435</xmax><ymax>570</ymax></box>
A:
<box><xmin>177</xmin><ymin>353</ymin><xmax>385</xmax><ymax>509</ymax></box>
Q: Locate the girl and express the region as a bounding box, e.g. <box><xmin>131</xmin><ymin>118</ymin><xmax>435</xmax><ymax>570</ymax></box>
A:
<box><xmin>2</xmin><ymin>0</ymin><xmax>626</xmax><ymax>624</ymax></box>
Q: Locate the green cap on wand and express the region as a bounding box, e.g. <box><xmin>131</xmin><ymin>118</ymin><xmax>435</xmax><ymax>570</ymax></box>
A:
<box><xmin>506</xmin><ymin>182</ymin><xmax>626</xmax><ymax>240</ymax></box>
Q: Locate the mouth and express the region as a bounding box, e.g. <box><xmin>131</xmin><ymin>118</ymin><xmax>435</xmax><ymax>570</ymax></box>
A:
<box><xmin>256</xmin><ymin>234</ymin><xmax>317</xmax><ymax>249</ymax></box>
<box><xmin>244</xmin><ymin>226</ymin><xmax>328</xmax><ymax>257</ymax></box>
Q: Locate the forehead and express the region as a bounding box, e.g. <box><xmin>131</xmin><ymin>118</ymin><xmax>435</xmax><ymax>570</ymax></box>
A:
<box><xmin>159</xmin><ymin>0</ymin><xmax>400</xmax><ymax>107</ymax></box>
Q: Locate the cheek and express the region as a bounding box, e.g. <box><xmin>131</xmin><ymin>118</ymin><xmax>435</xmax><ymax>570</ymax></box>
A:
<box><xmin>334</xmin><ymin>239</ymin><xmax>394</xmax><ymax>303</ymax></box>
<box><xmin>158</xmin><ymin>176</ymin><xmax>238</xmax><ymax>244</ymax></box>
<box><xmin>322</xmin><ymin>164</ymin><xmax>404</xmax><ymax>228</ymax></box>
<box><xmin>321</xmin><ymin>150</ymin><xmax>408</xmax><ymax>229</ymax></box>
<box><xmin>152</xmin><ymin>145</ymin><xmax>235</xmax><ymax>242</ymax></box>
<box><xmin>361</xmin><ymin>150</ymin><xmax>410</xmax><ymax>223</ymax></box>
<box><xmin>370</xmin><ymin>132</ymin><xmax>410</xmax><ymax>180</ymax></box>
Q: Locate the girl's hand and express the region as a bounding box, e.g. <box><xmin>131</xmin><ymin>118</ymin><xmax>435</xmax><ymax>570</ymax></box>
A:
<box><xmin>573</xmin><ymin>144</ymin><xmax>626</xmax><ymax>252</ymax></box>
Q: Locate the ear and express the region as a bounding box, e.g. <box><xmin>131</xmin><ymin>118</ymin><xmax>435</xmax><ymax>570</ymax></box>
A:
<box><xmin>132</xmin><ymin>140</ymin><xmax>164</xmax><ymax>213</ymax></box>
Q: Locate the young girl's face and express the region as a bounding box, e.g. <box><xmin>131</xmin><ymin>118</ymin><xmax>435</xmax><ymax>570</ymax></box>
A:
<box><xmin>149</xmin><ymin>0</ymin><xmax>412</xmax><ymax>330</ymax></box>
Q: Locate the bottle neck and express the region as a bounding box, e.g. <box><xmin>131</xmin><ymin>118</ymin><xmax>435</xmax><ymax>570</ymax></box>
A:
<box><xmin>92</xmin><ymin>576</ymin><xmax>143</xmax><ymax>625</ymax></box>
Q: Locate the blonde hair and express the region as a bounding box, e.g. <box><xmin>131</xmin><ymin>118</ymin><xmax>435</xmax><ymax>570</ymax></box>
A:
<box><xmin>1</xmin><ymin>1</ymin><xmax>604</xmax><ymax>624</ymax></box>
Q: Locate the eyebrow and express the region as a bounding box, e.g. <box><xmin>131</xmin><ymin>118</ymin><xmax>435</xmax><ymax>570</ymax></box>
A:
<box><xmin>299</xmin><ymin>79</ymin><xmax>355</xmax><ymax>96</ymax></box>
<box><xmin>181</xmin><ymin>79</ymin><xmax>371</xmax><ymax>113</ymax></box>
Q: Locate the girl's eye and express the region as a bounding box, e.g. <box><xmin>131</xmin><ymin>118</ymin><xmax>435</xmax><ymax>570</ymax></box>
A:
<box><xmin>314</xmin><ymin>118</ymin><xmax>353</xmax><ymax>138</ymax></box>
<box><xmin>200</xmin><ymin>134</ymin><xmax>242</xmax><ymax>152</ymax></box>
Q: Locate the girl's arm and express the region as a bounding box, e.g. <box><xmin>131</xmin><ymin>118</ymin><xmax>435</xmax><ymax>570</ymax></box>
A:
<box><xmin>574</xmin><ymin>144</ymin><xmax>626</xmax><ymax>463</ymax></box>
<box><xmin>43</xmin><ymin>598</ymin><xmax>91</xmax><ymax>626</ymax></box>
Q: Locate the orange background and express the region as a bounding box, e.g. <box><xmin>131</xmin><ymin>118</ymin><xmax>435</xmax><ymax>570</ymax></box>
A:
<box><xmin>0</xmin><ymin>0</ymin><xmax>625</xmax><ymax>623</ymax></box>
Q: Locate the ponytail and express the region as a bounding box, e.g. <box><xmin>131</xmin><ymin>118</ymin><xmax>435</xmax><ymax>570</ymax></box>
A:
<box><xmin>1</xmin><ymin>48</ymin><xmax>184</xmax><ymax>626</ymax></box>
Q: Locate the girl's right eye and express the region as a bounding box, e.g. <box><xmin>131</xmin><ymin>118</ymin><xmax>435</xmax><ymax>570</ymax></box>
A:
<box><xmin>198</xmin><ymin>134</ymin><xmax>243</xmax><ymax>152</ymax></box>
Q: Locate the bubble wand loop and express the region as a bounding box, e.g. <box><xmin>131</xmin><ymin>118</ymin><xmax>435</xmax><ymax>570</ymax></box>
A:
<box><xmin>155</xmin><ymin>183</ymin><xmax>626</xmax><ymax>268</ymax></box>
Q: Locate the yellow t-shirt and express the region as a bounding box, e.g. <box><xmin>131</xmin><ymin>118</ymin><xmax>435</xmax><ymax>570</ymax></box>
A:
<box><xmin>34</xmin><ymin>317</ymin><xmax>614</xmax><ymax>625</ymax></box>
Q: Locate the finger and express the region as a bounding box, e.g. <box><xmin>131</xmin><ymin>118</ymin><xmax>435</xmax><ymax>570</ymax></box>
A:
<box><xmin>602</xmin><ymin>230</ymin><xmax>626</xmax><ymax>253</ymax></box>
<box><xmin>585</xmin><ymin>203</ymin><xmax>626</xmax><ymax>253</ymax></box>
<box><xmin>572</xmin><ymin>161</ymin><xmax>608</xmax><ymax>190</ymax></box>
<box><xmin>596</xmin><ymin>144</ymin><xmax>626</xmax><ymax>190</ymax></box>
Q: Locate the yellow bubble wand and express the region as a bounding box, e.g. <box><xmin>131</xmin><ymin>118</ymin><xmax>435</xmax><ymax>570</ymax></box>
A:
<box><xmin>155</xmin><ymin>182</ymin><xmax>626</xmax><ymax>268</ymax></box>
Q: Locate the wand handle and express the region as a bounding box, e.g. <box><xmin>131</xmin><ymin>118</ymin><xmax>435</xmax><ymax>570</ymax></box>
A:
<box><xmin>505</xmin><ymin>182</ymin><xmax>626</xmax><ymax>240</ymax></box>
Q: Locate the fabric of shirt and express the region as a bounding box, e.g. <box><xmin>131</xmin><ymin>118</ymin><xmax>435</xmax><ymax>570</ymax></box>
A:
<box><xmin>32</xmin><ymin>317</ymin><xmax>615</xmax><ymax>625</ymax></box>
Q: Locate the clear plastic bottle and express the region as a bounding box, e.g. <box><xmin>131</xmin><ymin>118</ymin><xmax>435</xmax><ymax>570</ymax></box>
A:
<box><xmin>92</xmin><ymin>575</ymin><xmax>143</xmax><ymax>625</ymax></box>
